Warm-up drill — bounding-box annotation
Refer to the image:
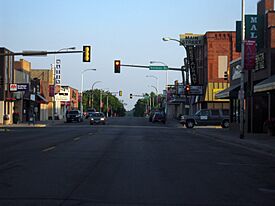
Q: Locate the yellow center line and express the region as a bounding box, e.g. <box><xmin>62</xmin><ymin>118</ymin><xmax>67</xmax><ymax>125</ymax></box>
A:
<box><xmin>42</xmin><ymin>146</ymin><xmax>56</xmax><ymax>152</ymax></box>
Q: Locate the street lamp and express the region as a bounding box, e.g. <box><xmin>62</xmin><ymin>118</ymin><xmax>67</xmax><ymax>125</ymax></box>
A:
<box><xmin>80</xmin><ymin>69</ymin><xmax>96</xmax><ymax>114</ymax></box>
<box><xmin>53</xmin><ymin>47</ymin><xmax>76</xmax><ymax>122</ymax></box>
<box><xmin>91</xmin><ymin>81</ymin><xmax>102</xmax><ymax>109</ymax></box>
<box><xmin>146</xmin><ymin>75</ymin><xmax>159</xmax><ymax>95</ymax></box>
<box><xmin>150</xmin><ymin>85</ymin><xmax>158</xmax><ymax>94</ymax></box>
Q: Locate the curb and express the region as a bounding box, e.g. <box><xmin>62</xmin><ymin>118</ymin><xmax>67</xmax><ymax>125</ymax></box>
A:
<box><xmin>0</xmin><ymin>124</ymin><xmax>47</xmax><ymax>129</ymax></box>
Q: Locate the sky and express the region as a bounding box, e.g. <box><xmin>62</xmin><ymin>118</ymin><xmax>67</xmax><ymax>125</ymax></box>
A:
<box><xmin>0</xmin><ymin>0</ymin><xmax>261</xmax><ymax>110</ymax></box>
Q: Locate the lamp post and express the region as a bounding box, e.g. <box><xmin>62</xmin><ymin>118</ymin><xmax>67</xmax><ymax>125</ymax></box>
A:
<box><xmin>150</xmin><ymin>85</ymin><xmax>158</xmax><ymax>109</ymax></box>
<box><xmin>91</xmin><ymin>81</ymin><xmax>102</xmax><ymax>109</ymax></box>
<box><xmin>146</xmin><ymin>75</ymin><xmax>159</xmax><ymax>95</ymax></box>
<box><xmin>150</xmin><ymin>61</ymin><xmax>169</xmax><ymax>114</ymax></box>
<box><xmin>240</xmin><ymin>0</ymin><xmax>245</xmax><ymax>139</ymax></box>
<box><xmin>81</xmin><ymin>69</ymin><xmax>96</xmax><ymax>114</ymax></box>
<box><xmin>53</xmin><ymin>47</ymin><xmax>75</xmax><ymax>122</ymax></box>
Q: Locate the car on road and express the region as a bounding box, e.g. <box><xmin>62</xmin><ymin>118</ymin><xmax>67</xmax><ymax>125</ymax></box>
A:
<box><xmin>90</xmin><ymin>112</ymin><xmax>107</xmax><ymax>125</ymax></box>
<box><xmin>66</xmin><ymin>110</ymin><xmax>83</xmax><ymax>123</ymax></box>
<box><xmin>180</xmin><ymin>109</ymin><xmax>229</xmax><ymax>128</ymax></box>
<box><xmin>152</xmin><ymin>112</ymin><xmax>166</xmax><ymax>124</ymax></box>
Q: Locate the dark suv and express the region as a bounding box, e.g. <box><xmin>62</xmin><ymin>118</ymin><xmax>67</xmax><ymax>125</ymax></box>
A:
<box><xmin>66</xmin><ymin>110</ymin><xmax>83</xmax><ymax>123</ymax></box>
<box><xmin>180</xmin><ymin>109</ymin><xmax>229</xmax><ymax>128</ymax></box>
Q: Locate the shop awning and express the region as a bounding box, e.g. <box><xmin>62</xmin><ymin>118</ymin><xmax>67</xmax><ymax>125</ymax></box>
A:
<box><xmin>254</xmin><ymin>75</ymin><xmax>275</xmax><ymax>93</ymax></box>
<box><xmin>36</xmin><ymin>94</ymin><xmax>48</xmax><ymax>103</ymax></box>
<box><xmin>215</xmin><ymin>84</ymin><xmax>240</xmax><ymax>99</ymax></box>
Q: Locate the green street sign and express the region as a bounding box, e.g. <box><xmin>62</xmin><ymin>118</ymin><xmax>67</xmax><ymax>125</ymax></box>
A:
<box><xmin>149</xmin><ymin>66</ymin><xmax>168</xmax><ymax>70</ymax></box>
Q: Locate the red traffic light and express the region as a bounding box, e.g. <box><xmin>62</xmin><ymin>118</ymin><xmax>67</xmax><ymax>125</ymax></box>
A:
<box><xmin>185</xmin><ymin>84</ymin><xmax>190</xmax><ymax>95</ymax></box>
<box><xmin>114</xmin><ymin>60</ymin><xmax>121</xmax><ymax>73</ymax></box>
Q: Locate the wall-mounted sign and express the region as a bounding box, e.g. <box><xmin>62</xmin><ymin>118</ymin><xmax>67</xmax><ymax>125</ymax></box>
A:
<box><xmin>255</xmin><ymin>52</ymin><xmax>265</xmax><ymax>71</ymax></box>
<box><xmin>187</xmin><ymin>46</ymin><xmax>199</xmax><ymax>85</ymax></box>
<box><xmin>17</xmin><ymin>83</ymin><xmax>29</xmax><ymax>91</ymax></box>
<box><xmin>180</xmin><ymin>33</ymin><xmax>204</xmax><ymax>46</ymax></box>
<box><xmin>55</xmin><ymin>59</ymin><xmax>61</xmax><ymax>85</ymax></box>
<box><xmin>9</xmin><ymin>83</ymin><xmax>29</xmax><ymax>92</ymax></box>
<box><xmin>236</xmin><ymin>15</ymin><xmax>259</xmax><ymax>52</ymax></box>
<box><xmin>178</xmin><ymin>85</ymin><xmax>203</xmax><ymax>95</ymax></box>
<box><xmin>9</xmin><ymin>84</ymin><xmax>17</xmax><ymax>92</ymax></box>
<box><xmin>244</xmin><ymin>40</ymin><xmax>256</xmax><ymax>70</ymax></box>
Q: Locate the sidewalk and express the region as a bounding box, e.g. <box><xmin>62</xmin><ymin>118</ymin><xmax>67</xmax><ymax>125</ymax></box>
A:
<box><xmin>0</xmin><ymin>119</ymin><xmax>65</xmax><ymax>129</ymax></box>
<box><xmin>186</xmin><ymin>127</ymin><xmax>275</xmax><ymax>157</ymax></box>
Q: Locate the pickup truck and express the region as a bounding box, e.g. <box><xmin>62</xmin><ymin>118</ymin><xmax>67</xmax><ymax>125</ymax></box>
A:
<box><xmin>180</xmin><ymin>109</ymin><xmax>230</xmax><ymax>128</ymax></box>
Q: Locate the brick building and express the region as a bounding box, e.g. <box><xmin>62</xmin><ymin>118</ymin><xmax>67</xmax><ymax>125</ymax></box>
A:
<box><xmin>192</xmin><ymin>31</ymin><xmax>240</xmax><ymax>113</ymax></box>
<box><xmin>14</xmin><ymin>59</ymin><xmax>31</xmax><ymax>122</ymax></box>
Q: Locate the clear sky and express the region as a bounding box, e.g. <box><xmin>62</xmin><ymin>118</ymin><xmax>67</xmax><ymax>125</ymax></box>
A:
<box><xmin>0</xmin><ymin>0</ymin><xmax>261</xmax><ymax>110</ymax></box>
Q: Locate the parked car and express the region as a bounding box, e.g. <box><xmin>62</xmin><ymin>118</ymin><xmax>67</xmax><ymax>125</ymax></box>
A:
<box><xmin>152</xmin><ymin>112</ymin><xmax>166</xmax><ymax>124</ymax></box>
<box><xmin>66</xmin><ymin>110</ymin><xmax>83</xmax><ymax>123</ymax></box>
<box><xmin>90</xmin><ymin>112</ymin><xmax>106</xmax><ymax>125</ymax></box>
<box><xmin>180</xmin><ymin>109</ymin><xmax>229</xmax><ymax>128</ymax></box>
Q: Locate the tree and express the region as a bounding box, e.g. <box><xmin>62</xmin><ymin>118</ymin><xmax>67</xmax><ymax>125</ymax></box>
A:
<box><xmin>82</xmin><ymin>89</ymin><xmax>126</xmax><ymax>116</ymax></box>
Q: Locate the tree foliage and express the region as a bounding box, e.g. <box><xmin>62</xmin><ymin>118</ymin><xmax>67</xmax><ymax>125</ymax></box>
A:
<box><xmin>82</xmin><ymin>89</ymin><xmax>126</xmax><ymax>116</ymax></box>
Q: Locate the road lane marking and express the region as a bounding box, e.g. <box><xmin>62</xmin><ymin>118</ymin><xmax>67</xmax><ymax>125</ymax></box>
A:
<box><xmin>259</xmin><ymin>188</ymin><xmax>275</xmax><ymax>193</ymax></box>
<box><xmin>42</xmin><ymin>146</ymin><xmax>56</xmax><ymax>152</ymax></box>
<box><xmin>73</xmin><ymin>137</ymin><xmax>81</xmax><ymax>141</ymax></box>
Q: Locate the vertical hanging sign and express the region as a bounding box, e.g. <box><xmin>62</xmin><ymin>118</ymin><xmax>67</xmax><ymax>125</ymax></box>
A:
<box><xmin>244</xmin><ymin>40</ymin><xmax>256</xmax><ymax>70</ymax></box>
<box><xmin>55</xmin><ymin>59</ymin><xmax>61</xmax><ymax>85</ymax></box>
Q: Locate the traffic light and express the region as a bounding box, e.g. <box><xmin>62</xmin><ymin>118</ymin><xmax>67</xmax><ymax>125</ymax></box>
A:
<box><xmin>185</xmin><ymin>84</ymin><xmax>190</xmax><ymax>95</ymax></box>
<box><xmin>114</xmin><ymin>60</ymin><xmax>121</xmax><ymax>73</ymax></box>
<box><xmin>119</xmin><ymin>90</ymin><xmax>122</xmax><ymax>96</ymax></box>
<box><xmin>130</xmin><ymin>93</ymin><xmax>133</xmax><ymax>99</ymax></box>
<box><xmin>83</xmin><ymin>46</ymin><xmax>91</xmax><ymax>62</ymax></box>
<box><xmin>224</xmin><ymin>71</ymin><xmax>228</xmax><ymax>80</ymax></box>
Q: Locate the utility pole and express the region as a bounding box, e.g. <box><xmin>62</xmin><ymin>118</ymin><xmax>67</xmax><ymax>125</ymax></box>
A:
<box><xmin>240</xmin><ymin>0</ymin><xmax>245</xmax><ymax>139</ymax></box>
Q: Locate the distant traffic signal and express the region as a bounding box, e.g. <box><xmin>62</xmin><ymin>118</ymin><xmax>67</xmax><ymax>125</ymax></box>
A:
<box><xmin>119</xmin><ymin>90</ymin><xmax>122</xmax><ymax>96</ymax></box>
<box><xmin>114</xmin><ymin>60</ymin><xmax>121</xmax><ymax>73</ymax></box>
<box><xmin>130</xmin><ymin>93</ymin><xmax>133</xmax><ymax>99</ymax></box>
<box><xmin>83</xmin><ymin>46</ymin><xmax>91</xmax><ymax>62</ymax></box>
<box><xmin>224</xmin><ymin>71</ymin><xmax>228</xmax><ymax>80</ymax></box>
<box><xmin>185</xmin><ymin>84</ymin><xmax>190</xmax><ymax>95</ymax></box>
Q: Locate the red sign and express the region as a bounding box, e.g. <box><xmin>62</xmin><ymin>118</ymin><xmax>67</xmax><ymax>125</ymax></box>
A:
<box><xmin>49</xmin><ymin>85</ymin><xmax>54</xmax><ymax>97</ymax></box>
<box><xmin>244</xmin><ymin>40</ymin><xmax>256</xmax><ymax>70</ymax></box>
<box><xmin>9</xmin><ymin>84</ymin><xmax>17</xmax><ymax>92</ymax></box>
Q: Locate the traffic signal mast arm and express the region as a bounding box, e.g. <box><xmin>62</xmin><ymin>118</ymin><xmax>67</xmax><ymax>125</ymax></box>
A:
<box><xmin>0</xmin><ymin>50</ymin><xmax>84</xmax><ymax>56</ymax></box>
<box><xmin>120</xmin><ymin>64</ymin><xmax>185</xmax><ymax>71</ymax></box>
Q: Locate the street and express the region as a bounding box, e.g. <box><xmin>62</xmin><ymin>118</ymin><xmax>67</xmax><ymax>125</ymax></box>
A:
<box><xmin>0</xmin><ymin>117</ymin><xmax>275</xmax><ymax>205</ymax></box>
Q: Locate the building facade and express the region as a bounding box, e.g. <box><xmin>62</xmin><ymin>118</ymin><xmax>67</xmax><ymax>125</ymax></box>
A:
<box><xmin>0</xmin><ymin>48</ymin><xmax>14</xmax><ymax>124</ymax></box>
<box><xmin>30</xmin><ymin>69</ymin><xmax>53</xmax><ymax>121</ymax></box>
<box><xmin>192</xmin><ymin>31</ymin><xmax>240</xmax><ymax>113</ymax></box>
<box><xmin>14</xmin><ymin>59</ymin><xmax>31</xmax><ymax>122</ymax></box>
<box><xmin>55</xmin><ymin>86</ymin><xmax>79</xmax><ymax>119</ymax></box>
<box><xmin>216</xmin><ymin>0</ymin><xmax>275</xmax><ymax>134</ymax></box>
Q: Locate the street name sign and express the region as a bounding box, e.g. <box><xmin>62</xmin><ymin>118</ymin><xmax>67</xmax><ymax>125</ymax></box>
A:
<box><xmin>149</xmin><ymin>66</ymin><xmax>168</xmax><ymax>70</ymax></box>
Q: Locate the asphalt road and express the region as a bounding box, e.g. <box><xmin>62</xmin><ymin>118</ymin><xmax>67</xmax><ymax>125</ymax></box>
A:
<box><xmin>0</xmin><ymin>117</ymin><xmax>275</xmax><ymax>205</ymax></box>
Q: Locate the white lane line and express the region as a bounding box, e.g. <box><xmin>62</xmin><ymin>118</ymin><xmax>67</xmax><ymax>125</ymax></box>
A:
<box><xmin>259</xmin><ymin>188</ymin><xmax>275</xmax><ymax>193</ymax></box>
<box><xmin>42</xmin><ymin>146</ymin><xmax>56</xmax><ymax>152</ymax></box>
<box><xmin>73</xmin><ymin>137</ymin><xmax>81</xmax><ymax>141</ymax></box>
